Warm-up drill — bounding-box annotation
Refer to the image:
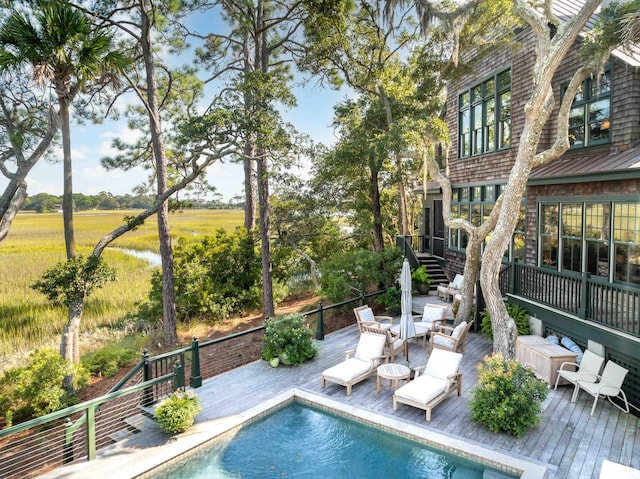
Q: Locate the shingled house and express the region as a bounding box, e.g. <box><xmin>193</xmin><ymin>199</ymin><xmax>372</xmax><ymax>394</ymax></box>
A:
<box><xmin>408</xmin><ymin>2</ymin><xmax>640</xmax><ymax>412</ymax></box>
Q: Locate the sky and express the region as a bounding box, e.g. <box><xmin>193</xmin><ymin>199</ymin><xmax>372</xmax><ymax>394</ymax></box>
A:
<box><xmin>20</xmin><ymin>84</ymin><xmax>346</xmax><ymax>203</ymax></box>
<box><xmin>7</xmin><ymin>7</ymin><xmax>353</xmax><ymax>204</ymax></box>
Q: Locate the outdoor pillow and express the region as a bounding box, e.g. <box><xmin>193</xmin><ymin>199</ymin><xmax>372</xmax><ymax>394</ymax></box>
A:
<box><xmin>561</xmin><ymin>336</ymin><xmax>584</xmax><ymax>364</ymax></box>
<box><xmin>545</xmin><ymin>335</ymin><xmax>560</xmax><ymax>345</ymax></box>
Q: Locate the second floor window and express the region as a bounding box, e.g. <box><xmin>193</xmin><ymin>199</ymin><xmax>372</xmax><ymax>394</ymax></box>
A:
<box><xmin>459</xmin><ymin>69</ymin><xmax>511</xmax><ymax>158</ymax></box>
<box><xmin>567</xmin><ymin>70</ymin><xmax>611</xmax><ymax>148</ymax></box>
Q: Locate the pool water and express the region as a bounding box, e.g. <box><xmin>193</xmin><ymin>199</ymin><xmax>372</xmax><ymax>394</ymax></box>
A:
<box><xmin>151</xmin><ymin>402</ymin><xmax>516</xmax><ymax>478</ymax></box>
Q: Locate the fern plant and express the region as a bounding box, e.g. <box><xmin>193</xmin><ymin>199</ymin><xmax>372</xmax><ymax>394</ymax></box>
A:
<box><xmin>480</xmin><ymin>303</ymin><xmax>530</xmax><ymax>340</ymax></box>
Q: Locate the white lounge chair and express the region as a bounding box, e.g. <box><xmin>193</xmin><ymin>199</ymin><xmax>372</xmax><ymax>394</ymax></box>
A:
<box><xmin>437</xmin><ymin>274</ymin><xmax>464</xmax><ymax>302</ymax></box>
<box><xmin>353</xmin><ymin>305</ymin><xmax>393</xmax><ymax>335</ymax></box>
<box><xmin>413</xmin><ymin>303</ymin><xmax>448</xmax><ymax>347</ymax></box>
<box><xmin>429</xmin><ymin>320</ymin><xmax>473</xmax><ymax>353</ymax></box>
<box><xmin>393</xmin><ymin>348</ymin><xmax>463</xmax><ymax>421</ymax></box>
<box><xmin>361</xmin><ymin>324</ymin><xmax>406</xmax><ymax>362</ymax></box>
<box><xmin>320</xmin><ymin>332</ymin><xmax>388</xmax><ymax>396</ymax></box>
<box><xmin>571</xmin><ymin>359</ymin><xmax>630</xmax><ymax>416</ymax></box>
<box><xmin>554</xmin><ymin>349</ymin><xmax>604</xmax><ymax>390</ymax></box>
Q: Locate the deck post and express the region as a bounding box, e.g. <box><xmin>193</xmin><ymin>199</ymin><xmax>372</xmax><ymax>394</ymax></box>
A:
<box><xmin>578</xmin><ymin>272</ymin><xmax>590</xmax><ymax>319</ymax></box>
<box><xmin>509</xmin><ymin>259</ymin><xmax>517</xmax><ymax>295</ymax></box>
<box><xmin>173</xmin><ymin>361</ymin><xmax>184</xmax><ymax>391</ymax></box>
<box><xmin>189</xmin><ymin>336</ymin><xmax>202</xmax><ymax>388</ymax></box>
<box><xmin>141</xmin><ymin>349</ymin><xmax>153</xmax><ymax>407</ymax></box>
<box><xmin>315</xmin><ymin>301</ymin><xmax>325</xmax><ymax>340</ymax></box>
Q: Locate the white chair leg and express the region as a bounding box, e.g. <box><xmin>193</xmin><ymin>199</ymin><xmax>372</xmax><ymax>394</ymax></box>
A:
<box><xmin>554</xmin><ymin>373</ymin><xmax>561</xmax><ymax>390</ymax></box>
<box><xmin>571</xmin><ymin>384</ymin><xmax>580</xmax><ymax>403</ymax></box>
<box><xmin>607</xmin><ymin>391</ymin><xmax>630</xmax><ymax>414</ymax></box>
<box><xmin>590</xmin><ymin>395</ymin><xmax>599</xmax><ymax>416</ymax></box>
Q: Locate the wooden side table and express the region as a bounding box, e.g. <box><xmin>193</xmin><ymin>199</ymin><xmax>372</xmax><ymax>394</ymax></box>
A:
<box><xmin>376</xmin><ymin>363</ymin><xmax>411</xmax><ymax>393</ymax></box>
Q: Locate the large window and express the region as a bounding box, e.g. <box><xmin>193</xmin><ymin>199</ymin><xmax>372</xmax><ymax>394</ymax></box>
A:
<box><xmin>567</xmin><ymin>70</ymin><xmax>611</xmax><ymax>148</ymax></box>
<box><xmin>459</xmin><ymin>69</ymin><xmax>511</xmax><ymax>158</ymax></box>
<box><xmin>448</xmin><ymin>184</ymin><xmax>523</xmax><ymax>261</ymax></box>
<box><xmin>538</xmin><ymin>199</ymin><xmax>640</xmax><ymax>285</ymax></box>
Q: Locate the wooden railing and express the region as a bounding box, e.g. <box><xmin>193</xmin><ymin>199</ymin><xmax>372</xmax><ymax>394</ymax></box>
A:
<box><xmin>505</xmin><ymin>261</ymin><xmax>639</xmax><ymax>338</ymax></box>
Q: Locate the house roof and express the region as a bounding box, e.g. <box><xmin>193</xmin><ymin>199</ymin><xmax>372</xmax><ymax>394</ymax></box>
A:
<box><xmin>529</xmin><ymin>145</ymin><xmax>640</xmax><ymax>183</ymax></box>
<box><xmin>554</xmin><ymin>0</ymin><xmax>640</xmax><ymax>67</ymax></box>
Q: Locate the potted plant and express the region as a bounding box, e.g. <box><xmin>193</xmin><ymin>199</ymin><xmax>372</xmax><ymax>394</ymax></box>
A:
<box><xmin>154</xmin><ymin>388</ymin><xmax>202</xmax><ymax>434</ymax></box>
<box><xmin>411</xmin><ymin>265</ymin><xmax>434</xmax><ymax>294</ymax></box>
<box><xmin>262</xmin><ymin>314</ymin><xmax>318</xmax><ymax>367</ymax></box>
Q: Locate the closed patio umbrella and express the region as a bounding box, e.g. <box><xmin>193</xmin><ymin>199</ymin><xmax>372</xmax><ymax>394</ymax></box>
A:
<box><xmin>399</xmin><ymin>258</ymin><xmax>416</xmax><ymax>361</ymax></box>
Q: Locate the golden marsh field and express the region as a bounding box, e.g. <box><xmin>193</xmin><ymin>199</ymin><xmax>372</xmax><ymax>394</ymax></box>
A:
<box><xmin>0</xmin><ymin>209</ymin><xmax>243</xmax><ymax>369</ymax></box>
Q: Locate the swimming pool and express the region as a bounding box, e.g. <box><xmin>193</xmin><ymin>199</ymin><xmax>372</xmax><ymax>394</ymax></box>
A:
<box><xmin>148</xmin><ymin>398</ymin><xmax>518</xmax><ymax>478</ymax></box>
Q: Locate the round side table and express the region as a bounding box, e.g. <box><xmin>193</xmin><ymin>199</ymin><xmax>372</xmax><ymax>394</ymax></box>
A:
<box><xmin>376</xmin><ymin>363</ymin><xmax>411</xmax><ymax>393</ymax></box>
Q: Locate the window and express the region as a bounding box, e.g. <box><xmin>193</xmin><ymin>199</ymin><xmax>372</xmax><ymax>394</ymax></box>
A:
<box><xmin>448</xmin><ymin>183</ymin><xmax>522</xmax><ymax>261</ymax></box>
<box><xmin>538</xmin><ymin>199</ymin><xmax>640</xmax><ymax>285</ymax></box>
<box><xmin>459</xmin><ymin>69</ymin><xmax>511</xmax><ymax>158</ymax></box>
<box><xmin>567</xmin><ymin>70</ymin><xmax>611</xmax><ymax>148</ymax></box>
<box><xmin>540</xmin><ymin>204</ymin><xmax>559</xmax><ymax>267</ymax></box>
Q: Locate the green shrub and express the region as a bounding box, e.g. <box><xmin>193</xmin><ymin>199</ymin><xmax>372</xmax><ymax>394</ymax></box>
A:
<box><xmin>0</xmin><ymin>349</ymin><xmax>88</xmax><ymax>423</ymax></box>
<box><xmin>319</xmin><ymin>248</ymin><xmax>402</xmax><ymax>303</ymax></box>
<box><xmin>470</xmin><ymin>354</ymin><xmax>548</xmax><ymax>438</ymax></box>
<box><xmin>480</xmin><ymin>303</ymin><xmax>530</xmax><ymax>340</ymax></box>
<box><xmin>375</xmin><ymin>286</ymin><xmax>401</xmax><ymax>313</ymax></box>
<box><xmin>411</xmin><ymin>265</ymin><xmax>433</xmax><ymax>291</ymax></box>
<box><xmin>82</xmin><ymin>344</ymin><xmax>138</xmax><ymax>378</ymax></box>
<box><xmin>154</xmin><ymin>389</ymin><xmax>202</xmax><ymax>434</ymax></box>
<box><xmin>142</xmin><ymin>228</ymin><xmax>285</xmax><ymax>323</ymax></box>
<box><xmin>262</xmin><ymin>314</ymin><xmax>318</xmax><ymax>366</ymax></box>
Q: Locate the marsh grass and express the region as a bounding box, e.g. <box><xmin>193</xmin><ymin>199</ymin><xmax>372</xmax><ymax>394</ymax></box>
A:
<box><xmin>0</xmin><ymin>209</ymin><xmax>243</xmax><ymax>369</ymax></box>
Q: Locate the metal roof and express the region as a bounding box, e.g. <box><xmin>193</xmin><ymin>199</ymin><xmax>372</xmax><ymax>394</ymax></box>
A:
<box><xmin>529</xmin><ymin>145</ymin><xmax>640</xmax><ymax>183</ymax></box>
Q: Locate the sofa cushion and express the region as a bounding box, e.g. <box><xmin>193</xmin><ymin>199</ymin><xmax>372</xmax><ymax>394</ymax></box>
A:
<box><xmin>394</xmin><ymin>375</ymin><xmax>448</xmax><ymax>405</ymax></box>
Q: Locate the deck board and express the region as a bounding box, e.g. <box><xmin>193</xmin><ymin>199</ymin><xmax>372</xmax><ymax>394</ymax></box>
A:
<box><xmin>38</xmin><ymin>297</ymin><xmax>640</xmax><ymax>479</ymax></box>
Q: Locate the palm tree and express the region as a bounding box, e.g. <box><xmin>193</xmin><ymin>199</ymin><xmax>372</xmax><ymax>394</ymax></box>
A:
<box><xmin>0</xmin><ymin>1</ymin><xmax>129</xmax><ymax>385</ymax></box>
<box><xmin>0</xmin><ymin>0</ymin><xmax>128</xmax><ymax>260</ymax></box>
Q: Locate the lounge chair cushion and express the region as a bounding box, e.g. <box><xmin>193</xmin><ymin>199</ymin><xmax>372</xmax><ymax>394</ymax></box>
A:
<box><xmin>394</xmin><ymin>375</ymin><xmax>448</xmax><ymax>405</ymax></box>
<box><xmin>359</xmin><ymin>308</ymin><xmax>375</xmax><ymax>322</ymax></box>
<box><xmin>322</xmin><ymin>358</ymin><xmax>372</xmax><ymax>382</ymax></box>
<box><xmin>414</xmin><ymin>322</ymin><xmax>431</xmax><ymax>336</ymax></box>
<box><xmin>353</xmin><ymin>332</ymin><xmax>386</xmax><ymax>365</ymax></box>
<box><xmin>421</xmin><ymin>305</ymin><xmax>447</xmax><ymax>324</ymax></box>
<box><xmin>451</xmin><ymin>321</ymin><xmax>467</xmax><ymax>339</ymax></box>
<box><xmin>424</xmin><ymin>349</ymin><xmax>463</xmax><ymax>380</ymax></box>
<box><xmin>432</xmin><ymin>334</ymin><xmax>455</xmax><ymax>349</ymax></box>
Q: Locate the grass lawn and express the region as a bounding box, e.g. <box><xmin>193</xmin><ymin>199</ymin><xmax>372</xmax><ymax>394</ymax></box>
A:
<box><xmin>0</xmin><ymin>209</ymin><xmax>244</xmax><ymax>368</ymax></box>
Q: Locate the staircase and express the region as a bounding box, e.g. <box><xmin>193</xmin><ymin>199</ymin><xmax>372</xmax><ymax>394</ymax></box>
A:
<box><xmin>415</xmin><ymin>253</ymin><xmax>448</xmax><ymax>291</ymax></box>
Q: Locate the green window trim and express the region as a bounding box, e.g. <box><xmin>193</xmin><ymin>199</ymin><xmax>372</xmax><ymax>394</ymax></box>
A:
<box><xmin>458</xmin><ymin>69</ymin><xmax>511</xmax><ymax>158</ymax></box>
<box><xmin>564</xmin><ymin>69</ymin><xmax>611</xmax><ymax>149</ymax></box>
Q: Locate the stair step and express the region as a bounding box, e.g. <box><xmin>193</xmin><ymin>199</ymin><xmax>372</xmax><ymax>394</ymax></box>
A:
<box><xmin>109</xmin><ymin>427</ymin><xmax>136</xmax><ymax>443</ymax></box>
<box><xmin>125</xmin><ymin>413</ymin><xmax>157</xmax><ymax>432</ymax></box>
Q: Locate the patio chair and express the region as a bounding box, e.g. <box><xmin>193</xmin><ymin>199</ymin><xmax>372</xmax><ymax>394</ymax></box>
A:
<box><xmin>361</xmin><ymin>324</ymin><xmax>406</xmax><ymax>362</ymax></box>
<box><xmin>429</xmin><ymin>320</ymin><xmax>472</xmax><ymax>354</ymax></box>
<box><xmin>554</xmin><ymin>349</ymin><xmax>604</xmax><ymax>390</ymax></box>
<box><xmin>393</xmin><ymin>348</ymin><xmax>463</xmax><ymax>421</ymax></box>
<box><xmin>413</xmin><ymin>303</ymin><xmax>448</xmax><ymax>347</ymax></box>
<box><xmin>353</xmin><ymin>305</ymin><xmax>393</xmax><ymax>335</ymax></box>
<box><xmin>436</xmin><ymin>274</ymin><xmax>464</xmax><ymax>302</ymax></box>
<box><xmin>320</xmin><ymin>331</ymin><xmax>388</xmax><ymax>396</ymax></box>
<box><xmin>571</xmin><ymin>359</ymin><xmax>630</xmax><ymax>416</ymax></box>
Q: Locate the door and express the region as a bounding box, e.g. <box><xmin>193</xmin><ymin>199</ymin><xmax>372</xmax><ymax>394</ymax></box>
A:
<box><xmin>433</xmin><ymin>200</ymin><xmax>445</xmax><ymax>258</ymax></box>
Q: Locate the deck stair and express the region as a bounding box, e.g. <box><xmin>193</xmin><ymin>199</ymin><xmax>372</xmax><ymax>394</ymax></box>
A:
<box><xmin>108</xmin><ymin>411</ymin><xmax>158</xmax><ymax>443</ymax></box>
<box><xmin>415</xmin><ymin>254</ymin><xmax>448</xmax><ymax>291</ymax></box>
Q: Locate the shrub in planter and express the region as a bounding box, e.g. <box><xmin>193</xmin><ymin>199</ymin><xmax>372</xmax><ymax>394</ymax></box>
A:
<box><xmin>480</xmin><ymin>303</ymin><xmax>530</xmax><ymax>340</ymax></box>
<box><xmin>262</xmin><ymin>314</ymin><xmax>318</xmax><ymax>367</ymax></box>
<box><xmin>411</xmin><ymin>265</ymin><xmax>434</xmax><ymax>294</ymax></box>
<box><xmin>154</xmin><ymin>389</ymin><xmax>202</xmax><ymax>434</ymax></box>
<box><xmin>470</xmin><ymin>354</ymin><xmax>548</xmax><ymax>438</ymax></box>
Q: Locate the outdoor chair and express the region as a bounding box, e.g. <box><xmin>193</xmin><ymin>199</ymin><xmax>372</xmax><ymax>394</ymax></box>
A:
<box><xmin>554</xmin><ymin>349</ymin><xmax>605</xmax><ymax>391</ymax></box>
<box><xmin>429</xmin><ymin>320</ymin><xmax>472</xmax><ymax>354</ymax></box>
<box><xmin>320</xmin><ymin>331</ymin><xmax>388</xmax><ymax>396</ymax></box>
<box><xmin>353</xmin><ymin>305</ymin><xmax>393</xmax><ymax>335</ymax></box>
<box><xmin>413</xmin><ymin>303</ymin><xmax>448</xmax><ymax>347</ymax></box>
<box><xmin>360</xmin><ymin>324</ymin><xmax>406</xmax><ymax>363</ymax></box>
<box><xmin>436</xmin><ymin>274</ymin><xmax>464</xmax><ymax>302</ymax></box>
<box><xmin>571</xmin><ymin>359</ymin><xmax>630</xmax><ymax>416</ymax></box>
<box><xmin>393</xmin><ymin>348</ymin><xmax>463</xmax><ymax>421</ymax></box>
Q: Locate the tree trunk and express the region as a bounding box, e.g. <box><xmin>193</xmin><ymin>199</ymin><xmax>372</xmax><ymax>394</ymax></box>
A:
<box><xmin>243</xmin><ymin>142</ymin><xmax>257</xmax><ymax>231</ymax></box>
<box><xmin>0</xmin><ymin>182</ymin><xmax>27</xmax><ymax>243</ymax></box>
<box><xmin>257</xmin><ymin>153</ymin><xmax>274</xmax><ymax>318</ymax></box>
<box><xmin>369</xmin><ymin>164</ymin><xmax>384</xmax><ymax>253</ymax></box>
<box><xmin>396</xmin><ymin>157</ymin><xmax>409</xmax><ymax>236</ymax></box>
<box><xmin>59</xmin><ymin>99</ymin><xmax>76</xmax><ymax>260</ymax></box>
<box><xmin>141</xmin><ymin>1</ymin><xmax>178</xmax><ymax>345</ymax></box>
<box><xmin>61</xmin><ymin>298</ymin><xmax>83</xmax><ymax>391</ymax></box>
<box><xmin>455</xmin><ymin>234</ymin><xmax>481</xmax><ymax>325</ymax></box>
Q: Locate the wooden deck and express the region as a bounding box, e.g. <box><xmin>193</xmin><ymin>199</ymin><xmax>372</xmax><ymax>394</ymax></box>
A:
<box><xmin>40</xmin><ymin>302</ymin><xmax>640</xmax><ymax>479</ymax></box>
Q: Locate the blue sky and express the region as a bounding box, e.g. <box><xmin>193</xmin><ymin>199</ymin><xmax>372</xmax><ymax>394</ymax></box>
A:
<box><xmin>9</xmin><ymin>7</ymin><xmax>352</xmax><ymax>203</ymax></box>
<box><xmin>18</xmin><ymin>81</ymin><xmax>347</xmax><ymax>203</ymax></box>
